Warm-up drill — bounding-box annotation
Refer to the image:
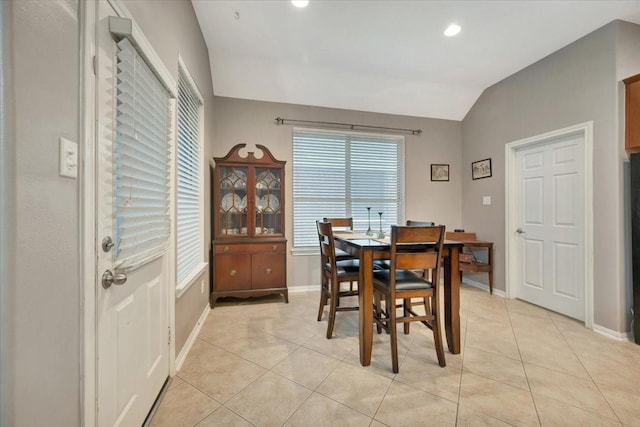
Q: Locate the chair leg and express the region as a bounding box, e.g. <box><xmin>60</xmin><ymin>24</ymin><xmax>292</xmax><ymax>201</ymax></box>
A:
<box><xmin>374</xmin><ymin>291</ymin><xmax>383</xmax><ymax>334</ymax></box>
<box><xmin>326</xmin><ymin>278</ymin><xmax>339</xmax><ymax>339</ymax></box>
<box><xmin>317</xmin><ymin>274</ymin><xmax>328</xmax><ymax>321</ymax></box>
<box><xmin>488</xmin><ymin>270</ymin><xmax>493</xmax><ymax>295</ymax></box>
<box><xmin>429</xmin><ymin>295</ymin><xmax>446</xmax><ymax>367</ymax></box>
<box><xmin>389</xmin><ymin>297</ymin><xmax>399</xmax><ymax>373</ymax></box>
<box><xmin>403</xmin><ymin>299</ymin><xmax>411</xmax><ymax>335</ymax></box>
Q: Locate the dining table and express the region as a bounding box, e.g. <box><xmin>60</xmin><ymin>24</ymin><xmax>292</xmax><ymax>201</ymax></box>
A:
<box><xmin>333</xmin><ymin>231</ymin><xmax>463</xmax><ymax>366</ymax></box>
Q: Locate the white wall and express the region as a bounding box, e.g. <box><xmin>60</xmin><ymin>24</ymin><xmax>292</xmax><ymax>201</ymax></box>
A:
<box><xmin>211</xmin><ymin>96</ymin><xmax>462</xmax><ymax>289</ymax></box>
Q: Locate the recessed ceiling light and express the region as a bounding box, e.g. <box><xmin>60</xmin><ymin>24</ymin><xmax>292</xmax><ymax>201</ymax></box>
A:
<box><xmin>444</xmin><ymin>23</ymin><xmax>462</xmax><ymax>37</ymax></box>
<box><xmin>292</xmin><ymin>0</ymin><xmax>309</xmax><ymax>8</ymax></box>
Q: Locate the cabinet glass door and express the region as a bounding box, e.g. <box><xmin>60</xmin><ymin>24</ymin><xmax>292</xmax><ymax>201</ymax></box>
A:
<box><xmin>255</xmin><ymin>167</ymin><xmax>282</xmax><ymax>235</ymax></box>
<box><xmin>218</xmin><ymin>166</ymin><xmax>248</xmax><ymax>236</ymax></box>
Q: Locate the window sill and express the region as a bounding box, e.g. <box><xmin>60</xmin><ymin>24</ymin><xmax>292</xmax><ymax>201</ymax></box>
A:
<box><xmin>176</xmin><ymin>262</ymin><xmax>208</xmax><ymax>299</ymax></box>
<box><xmin>290</xmin><ymin>247</ymin><xmax>318</xmax><ymax>256</ymax></box>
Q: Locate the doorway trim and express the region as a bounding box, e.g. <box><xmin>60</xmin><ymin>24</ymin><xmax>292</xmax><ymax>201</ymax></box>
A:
<box><xmin>504</xmin><ymin>121</ymin><xmax>594</xmax><ymax>328</ymax></box>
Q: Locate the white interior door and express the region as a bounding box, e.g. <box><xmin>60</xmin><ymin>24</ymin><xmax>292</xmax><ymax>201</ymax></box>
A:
<box><xmin>515</xmin><ymin>133</ymin><xmax>585</xmax><ymax>320</ymax></box>
<box><xmin>95</xmin><ymin>3</ymin><xmax>170</xmax><ymax>426</ymax></box>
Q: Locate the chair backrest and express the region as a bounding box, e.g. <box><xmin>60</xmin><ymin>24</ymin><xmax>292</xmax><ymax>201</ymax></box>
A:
<box><xmin>389</xmin><ymin>225</ymin><xmax>445</xmax><ymax>287</ymax></box>
<box><xmin>323</xmin><ymin>217</ymin><xmax>354</xmax><ymax>231</ymax></box>
<box><xmin>316</xmin><ymin>221</ymin><xmax>338</xmax><ymax>267</ymax></box>
<box><xmin>406</xmin><ymin>220</ymin><xmax>435</xmax><ymax>226</ymax></box>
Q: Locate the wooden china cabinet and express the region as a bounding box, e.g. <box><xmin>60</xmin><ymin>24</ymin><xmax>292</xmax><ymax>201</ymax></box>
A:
<box><xmin>209</xmin><ymin>144</ymin><xmax>288</xmax><ymax>307</ymax></box>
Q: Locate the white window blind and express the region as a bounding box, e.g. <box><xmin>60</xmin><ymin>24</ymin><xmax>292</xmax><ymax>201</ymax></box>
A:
<box><xmin>293</xmin><ymin>128</ymin><xmax>404</xmax><ymax>247</ymax></box>
<box><xmin>176</xmin><ymin>67</ymin><xmax>203</xmax><ymax>284</ymax></box>
<box><xmin>114</xmin><ymin>38</ymin><xmax>171</xmax><ymax>271</ymax></box>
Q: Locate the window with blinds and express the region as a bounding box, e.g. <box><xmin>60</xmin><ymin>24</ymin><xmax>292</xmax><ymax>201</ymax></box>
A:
<box><xmin>114</xmin><ymin>38</ymin><xmax>171</xmax><ymax>270</ymax></box>
<box><xmin>176</xmin><ymin>66</ymin><xmax>204</xmax><ymax>285</ymax></box>
<box><xmin>293</xmin><ymin>128</ymin><xmax>405</xmax><ymax>248</ymax></box>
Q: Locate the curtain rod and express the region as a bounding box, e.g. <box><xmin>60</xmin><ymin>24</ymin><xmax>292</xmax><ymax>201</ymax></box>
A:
<box><xmin>274</xmin><ymin>117</ymin><xmax>422</xmax><ymax>136</ymax></box>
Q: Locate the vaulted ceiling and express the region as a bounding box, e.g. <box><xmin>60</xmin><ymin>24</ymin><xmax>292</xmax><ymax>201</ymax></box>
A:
<box><xmin>192</xmin><ymin>0</ymin><xmax>640</xmax><ymax>120</ymax></box>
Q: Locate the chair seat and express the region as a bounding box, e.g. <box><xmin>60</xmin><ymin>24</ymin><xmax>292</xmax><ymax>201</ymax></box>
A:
<box><xmin>373</xmin><ymin>269</ymin><xmax>433</xmax><ymax>291</ymax></box>
<box><xmin>335</xmin><ymin>248</ymin><xmax>352</xmax><ymax>259</ymax></box>
<box><xmin>325</xmin><ymin>259</ymin><xmax>360</xmax><ymax>275</ymax></box>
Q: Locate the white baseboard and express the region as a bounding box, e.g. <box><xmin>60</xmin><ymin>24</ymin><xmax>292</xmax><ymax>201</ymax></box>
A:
<box><xmin>288</xmin><ymin>285</ymin><xmax>319</xmax><ymax>293</ymax></box>
<box><xmin>175</xmin><ymin>303</ymin><xmax>210</xmax><ymax>371</ymax></box>
<box><xmin>592</xmin><ymin>323</ymin><xmax>633</xmax><ymax>341</ymax></box>
<box><xmin>462</xmin><ymin>278</ymin><xmax>506</xmax><ymax>298</ymax></box>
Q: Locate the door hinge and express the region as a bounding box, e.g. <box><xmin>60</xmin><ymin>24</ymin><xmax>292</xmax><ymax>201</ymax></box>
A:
<box><xmin>168</xmin><ymin>326</ymin><xmax>171</xmax><ymax>345</ymax></box>
<box><xmin>92</xmin><ymin>55</ymin><xmax>96</xmax><ymax>76</ymax></box>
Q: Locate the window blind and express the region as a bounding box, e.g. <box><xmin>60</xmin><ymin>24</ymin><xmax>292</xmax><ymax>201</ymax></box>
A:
<box><xmin>293</xmin><ymin>129</ymin><xmax>404</xmax><ymax>247</ymax></box>
<box><xmin>176</xmin><ymin>68</ymin><xmax>203</xmax><ymax>283</ymax></box>
<box><xmin>114</xmin><ymin>38</ymin><xmax>171</xmax><ymax>271</ymax></box>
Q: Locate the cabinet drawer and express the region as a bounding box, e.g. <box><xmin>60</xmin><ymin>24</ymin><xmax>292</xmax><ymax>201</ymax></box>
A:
<box><xmin>215</xmin><ymin>243</ymin><xmax>285</xmax><ymax>254</ymax></box>
<box><xmin>214</xmin><ymin>254</ymin><xmax>251</xmax><ymax>291</ymax></box>
<box><xmin>251</xmin><ymin>253</ymin><xmax>285</xmax><ymax>289</ymax></box>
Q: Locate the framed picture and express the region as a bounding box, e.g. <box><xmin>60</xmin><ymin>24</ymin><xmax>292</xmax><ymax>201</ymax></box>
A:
<box><xmin>472</xmin><ymin>158</ymin><xmax>492</xmax><ymax>180</ymax></box>
<box><xmin>431</xmin><ymin>164</ymin><xmax>449</xmax><ymax>182</ymax></box>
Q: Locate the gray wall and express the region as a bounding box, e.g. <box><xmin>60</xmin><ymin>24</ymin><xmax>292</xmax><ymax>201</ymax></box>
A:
<box><xmin>1</xmin><ymin>0</ymin><xmax>15</xmax><ymax>425</ymax></box>
<box><xmin>211</xmin><ymin>97</ymin><xmax>462</xmax><ymax>288</ymax></box>
<box><xmin>5</xmin><ymin>1</ymin><xmax>214</xmax><ymax>425</ymax></box>
<box><xmin>461</xmin><ymin>21</ymin><xmax>640</xmax><ymax>333</ymax></box>
<box><xmin>12</xmin><ymin>1</ymin><xmax>81</xmax><ymax>425</ymax></box>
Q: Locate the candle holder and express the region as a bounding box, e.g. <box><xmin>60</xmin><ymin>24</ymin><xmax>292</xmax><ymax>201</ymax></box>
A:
<box><xmin>366</xmin><ymin>207</ymin><xmax>373</xmax><ymax>236</ymax></box>
<box><xmin>377</xmin><ymin>211</ymin><xmax>385</xmax><ymax>238</ymax></box>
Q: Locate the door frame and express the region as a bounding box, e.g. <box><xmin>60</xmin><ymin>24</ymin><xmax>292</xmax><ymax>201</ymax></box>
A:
<box><xmin>504</xmin><ymin>121</ymin><xmax>594</xmax><ymax>328</ymax></box>
<box><xmin>80</xmin><ymin>1</ymin><xmax>177</xmax><ymax>425</ymax></box>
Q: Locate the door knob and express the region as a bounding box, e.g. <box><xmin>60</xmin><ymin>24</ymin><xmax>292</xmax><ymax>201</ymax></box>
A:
<box><xmin>516</xmin><ymin>228</ymin><xmax>525</xmax><ymax>234</ymax></box>
<box><xmin>102</xmin><ymin>269</ymin><xmax>128</xmax><ymax>289</ymax></box>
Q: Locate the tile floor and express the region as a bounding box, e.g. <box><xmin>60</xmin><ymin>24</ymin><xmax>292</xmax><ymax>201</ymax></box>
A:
<box><xmin>150</xmin><ymin>285</ymin><xmax>640</xmax><ymax>427</ymax></box>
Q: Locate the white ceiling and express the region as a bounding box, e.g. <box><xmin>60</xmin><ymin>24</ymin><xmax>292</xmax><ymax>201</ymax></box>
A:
<box><xmin>192</xmin><ymin>0</ymin><xmax>640</xmax><ymax>121</ymax></box>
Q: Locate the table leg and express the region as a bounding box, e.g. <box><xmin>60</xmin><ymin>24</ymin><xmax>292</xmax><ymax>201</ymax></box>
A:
<box><xmin>359</xmin><ymin>249</ymin><xmax>373</xmax><ymax>366</ymax></box>
<box><xmin>444</xmin><ymin>246</ymin><xmax>461</xmax><ymax>354</ymax></box>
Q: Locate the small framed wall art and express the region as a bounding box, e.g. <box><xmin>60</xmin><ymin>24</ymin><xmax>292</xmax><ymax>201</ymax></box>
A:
<box><xmin>472</xmin><ymin>158</ymin><xmax>492</xmax><ymax>180</ymax></box>
<box><xmin>431</xmin><ymin>164</ymin><xmax>450</xmax><ymax>182</ymax></box>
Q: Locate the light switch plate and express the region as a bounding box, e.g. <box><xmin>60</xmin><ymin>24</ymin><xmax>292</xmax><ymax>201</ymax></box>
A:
<box><xmin>59</xmin><ymin>137</ymin><xmax>78</xmax><ymax>178</ymax></box>
<box><xmin>483</xmin><ymin>196</ymin><xmax>491</xmax><ymax>205</ymax></box>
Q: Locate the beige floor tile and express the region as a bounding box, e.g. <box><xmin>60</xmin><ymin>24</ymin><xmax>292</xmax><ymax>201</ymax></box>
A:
<box><xmin>153</xmin><ymin>289</ymin><xmax>640</xmax><ymax>427</ymax></box>
<box><xmin>599</xmin><ymin>384</ymin><xmax>640</xmax><ymax>426</ymax></box>
<box><xmin>343</xmin><ymin>327</ymin><xmax>416</xmax><ymax>378</ymax></box>
<box><xmin>456</xmin><ymin>405</ymin><xmax>516</xmax><ymax>426</ymax></box>
<box><xmin>514</xmin><ymin>332</ymin><xmax>590</xmax><ymax>379</ymax></box>
<box><xmin>257</xmin><ymin>316</ymin><xmax>327</xmax><ymax>346</ymax></box>
<box><xmin>316</xmin><ymin>362</ymin><xmax>392</xmax><ymax>417</ymax></box>
<box><xmin>178</xmin><ymin>339</ymin><xmax>266</xmax><ymax>403</ymax></box>
<box><xmin>462</xmin><ymin>347</ymin><xmax>529</xmax><ymax>390</ymax></box>
<box><xmin>524</xmin><ymin>363</ymin><xmax>616</xmax><ymax>418</ymax></box>
<box><xmin>149</xmin><ymin>381</ymin><xmax>219</xmax><ymax>427</ymax></box>
<box><xmin>465</xmin><ymin>319</ymin><xmax>521</xmax><ymax>361</ymax></box>
<box><xmin>225</xmin><ymin>371</ymin><xmax>312</xmax><ymax>427</ymax></box>
<box><xmin>374</xmin><ymin>381</ymin><xmax>457</xmax><ymax>427</ymax></box>
<box><xmin>459</xmin><ymin>372</ymin><xmax>539</xmax><ymax>427</ymax></box>
<box><xmin>302</xmin><ymin>330</ymin><xmax>359</xmax><ymax>360</ymax></box>
<box><xmin>196</xmin><ymin>407</ymin><xmax>254</xmax><ymax>427</ymax></box>
<box><xmin>395</xmin><ymin>349</ymin><xmax>461</xmax><ymax>403</ymax></box>
<box><xmin>214</xmin><ymin>329</ymin><xmax>300</xmax><ymax>369</ymax></box>
<box><xmin>271</xmin><ymin>347</ymin><xmax>340</xmax><ymax>389</ymax></box>
<box><xmin>169</xmin><ymin>375</ymin><xmax>185</xmax><ymax>390</ymax></box>
<box><xmin>533</xmin><ymin>393</ymin><xmax>622</xmax><ymax>426</ymax></box>
<box><xmin>505</xmin><ymin>299</ymin><xmax>552</xmax><ymax>320</ymax></box>
<box><xmin>284</xmin><ymin>392</ymin><xmax>372</xmax><ymax>427</ymax></box>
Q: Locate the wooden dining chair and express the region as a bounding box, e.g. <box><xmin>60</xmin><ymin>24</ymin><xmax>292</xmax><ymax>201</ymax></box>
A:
<box><xmin>372</xmin><ymin>225</ymin><xmax>446</xmax><ymax>373</ymax></box>
<box><xmin>323</xmin><ymin>217</ymin><xmax>357</xmax><ymax>261</ymax></box>
<box><xmin>316</xmin><ymin>221</ymin><xmax>360</xmax><ymax>338</ymax></box>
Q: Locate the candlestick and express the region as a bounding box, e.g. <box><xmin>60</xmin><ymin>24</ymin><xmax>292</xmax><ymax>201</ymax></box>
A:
<box><xmin>366</xmin><ymin>207</ymin><xmax>373</xmax><ymax>236</ymax></box>
<box><xmin>377</xmin><ymin>211</ymin><xmax>385</xmax><ymax>238</ymax></box>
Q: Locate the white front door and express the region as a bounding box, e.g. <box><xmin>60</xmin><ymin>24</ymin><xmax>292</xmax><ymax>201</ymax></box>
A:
<box><xmin>95</xmin><ymin>3</ymin><xmax>170</xmax><ymax>426</ymax></box>
<box><xmin>514</xmin><ymin>133</ymin><xmax>585</xmax><ymax>320</ymax></box>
